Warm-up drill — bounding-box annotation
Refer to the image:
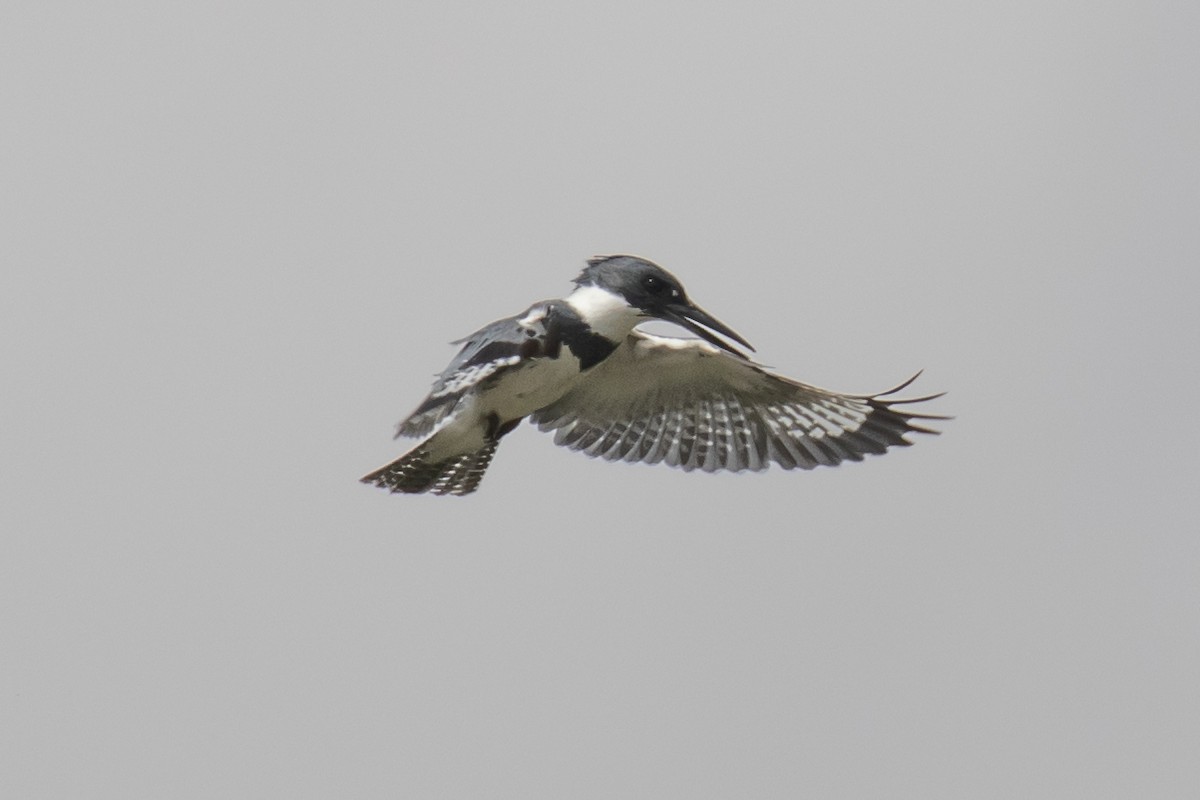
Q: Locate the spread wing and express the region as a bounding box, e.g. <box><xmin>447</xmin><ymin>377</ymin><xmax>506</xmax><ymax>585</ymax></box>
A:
<box><xmin>531</xmin><ymin>332</ymin><xmax>946</xmax><ymax>472</ymax></box>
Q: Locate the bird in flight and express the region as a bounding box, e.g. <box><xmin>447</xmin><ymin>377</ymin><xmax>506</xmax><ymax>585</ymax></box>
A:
<box><xmin>362</xmin><ymin>255</ymin><xmax>945</xmax><ymax>496</ymax></box>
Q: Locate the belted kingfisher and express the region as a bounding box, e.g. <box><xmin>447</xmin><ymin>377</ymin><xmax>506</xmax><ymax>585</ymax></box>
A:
<box><xmin>361</xmin><ymin>254</ymin><xmax>945</xmax><ymax>496</ymax></box>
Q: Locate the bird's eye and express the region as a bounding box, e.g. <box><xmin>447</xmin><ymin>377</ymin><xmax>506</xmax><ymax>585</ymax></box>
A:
<box><xmin>643</xmin><ymin>275</ymin><xmax>666</xmax><ymax>294</ymax></box>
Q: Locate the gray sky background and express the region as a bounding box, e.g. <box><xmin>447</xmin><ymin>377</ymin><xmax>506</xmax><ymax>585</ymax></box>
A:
<box><xmin>3</xmin><ymin>2</ymin><xmax>1198</xmax><ymax>798</ymax></box>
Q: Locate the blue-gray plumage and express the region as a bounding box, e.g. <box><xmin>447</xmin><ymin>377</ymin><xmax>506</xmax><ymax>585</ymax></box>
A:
<box><xmin>361</xmin><ymin>255</ymin><xmax>946</xmax><ymax>496</ymax></box>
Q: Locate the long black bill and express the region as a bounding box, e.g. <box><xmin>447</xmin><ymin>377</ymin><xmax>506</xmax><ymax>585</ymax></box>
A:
<box><xmin>660</xmin><ymin>303</ymin><xmax>755</xmax><ymax>359</ymax></box>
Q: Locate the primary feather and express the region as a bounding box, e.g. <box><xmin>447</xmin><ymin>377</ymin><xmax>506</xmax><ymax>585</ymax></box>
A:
<box><xmin>532</xmin><ymin>332</ymin><xmax>945</xmax><ymax>472</ymax></box>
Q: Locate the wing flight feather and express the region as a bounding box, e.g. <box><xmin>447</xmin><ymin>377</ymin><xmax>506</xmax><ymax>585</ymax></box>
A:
<box><xmin>532</xmin><ymin>332</ymin><xmax>945</xmax><ymax>473</ymax></box>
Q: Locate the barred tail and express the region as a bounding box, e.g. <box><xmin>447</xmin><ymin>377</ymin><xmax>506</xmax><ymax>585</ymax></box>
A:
<box><xmin>360</xmin><ymin>440</ymin><xmax>499</xmax><ymax>497</ymax></box>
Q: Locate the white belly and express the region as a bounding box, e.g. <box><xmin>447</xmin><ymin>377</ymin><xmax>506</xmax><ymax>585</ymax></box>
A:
<box><xmin>482</xmin><ymin>351</ymin><xmax>584</xmax><ymax>421</ymax></box>
<box><xmin>424</xmin><ymin>352</ymin><xmax>585</xmax><ymax>459</ymax></box>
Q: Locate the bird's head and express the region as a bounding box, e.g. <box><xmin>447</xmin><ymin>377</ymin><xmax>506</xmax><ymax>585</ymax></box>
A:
<box><xmin>574</xmin><ymin>255</ymin><xmax>754</xmax><ymax>358</ymax></box>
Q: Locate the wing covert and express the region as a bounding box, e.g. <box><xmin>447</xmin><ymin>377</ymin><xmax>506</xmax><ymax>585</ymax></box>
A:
<box><xmin>395</xmin><ymin>306</ymin><xmax>550</xmax><ymax>438</ymax></box>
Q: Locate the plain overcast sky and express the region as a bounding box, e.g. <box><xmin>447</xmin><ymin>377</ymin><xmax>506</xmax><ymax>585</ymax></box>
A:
<box><xmin>3</xmin><ymin>2</ymin><xmax>1198</xmax><ymax>798</ymax></box>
